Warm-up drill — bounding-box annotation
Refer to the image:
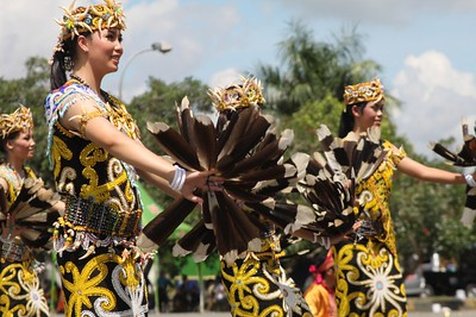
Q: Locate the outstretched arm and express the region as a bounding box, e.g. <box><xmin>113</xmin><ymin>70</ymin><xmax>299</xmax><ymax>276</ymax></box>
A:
<box><xmin>397</xmin><ymin>156</ymin><xmax>473</xmax><ymax>184</ymax></box>
<box><xmin>59</xmin><ymin>100</ymin><xmax>212</xmax><ymax>203</ymax></box>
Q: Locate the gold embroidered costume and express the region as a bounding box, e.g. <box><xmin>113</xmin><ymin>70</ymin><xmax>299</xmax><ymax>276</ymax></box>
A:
<box><xmin>0</xmin><ymin>165</ymin><xmax>50</xmax><ymax>317</ymax></box>
<box><xmin>333</xmin><ymin>141</ymin><xmax>408</xmax><ymax>317</ymax></box>
<box><xmin>45</xmin><ymin>79</ymin><xmax>148</xmax><ymax>317</ymax></box>
<box><xmin>221</xmin><ymin>235</ymin><xmax>312</xmax><ymax>317</ymax></box>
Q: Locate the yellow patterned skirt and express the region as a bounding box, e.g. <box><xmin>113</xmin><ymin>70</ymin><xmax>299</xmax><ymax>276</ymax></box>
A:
<box><xmin>57</xmin><ymin>246</ymin><xmax>148</xmax><ymax>317</ymax></box>
<box><xmin>333</xmin><ymin>240</ymin><xmax>408</xmax><ymax>317</ymax></box>
<box><xmin>220</xmin><ymin>254</ymin><xmax>312</xmax><ymax>317</ymax></box>
<box><xmin>0</xmin><ymin>260</ymin><xmax>49</xmax><ymax>317</ymax></box>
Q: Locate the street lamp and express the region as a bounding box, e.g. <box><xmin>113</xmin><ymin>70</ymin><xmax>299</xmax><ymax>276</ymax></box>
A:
<box><xmin>118</xmin><ymin>42</ymin><xmax>172</xmax><ymax>100</ymax></box>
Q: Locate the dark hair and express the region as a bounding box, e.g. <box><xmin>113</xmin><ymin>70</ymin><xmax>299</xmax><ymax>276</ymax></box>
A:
<box><xmin>338</xmin><ymin>102</ymin><xmax>366</xmax><ymax>138</ymax></box>
<box><xmin>0</xmin><ymin>131</ymin><xmax>20</xmax><ymax>154</ymax></box>
<box><xmin>50</xmin><ymin>33</ymin><xmax>90</xmax><ymax>90</ymax></box>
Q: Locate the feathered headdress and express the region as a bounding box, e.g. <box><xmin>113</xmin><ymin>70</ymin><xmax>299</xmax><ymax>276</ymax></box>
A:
<box><xmin>0</xmin><ymin>106</ymin><xmax>33</xmax><ymax>139</ymax></box>
<box><xmin>208</xmin><ymin>76</ymin><xmax>266</xmax><ymax>112</ymax></box>
<box><xmin>343</xmin><ymin>78</ymin><xmax>384</xmax><ymax>106</ymax></box>
<box><xmin>54</xmin><ymin>0</ymin><xmax>126</xmax><ymax>52</ymax></box>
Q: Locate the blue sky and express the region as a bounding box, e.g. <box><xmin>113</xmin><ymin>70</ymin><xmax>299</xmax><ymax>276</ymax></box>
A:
<box><xmin>1</xmin><ymin>0</ymin><xmax>476</xmax><ymax>158</ymax></box>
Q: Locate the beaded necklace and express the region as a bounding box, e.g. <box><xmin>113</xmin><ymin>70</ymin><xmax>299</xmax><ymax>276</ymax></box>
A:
<box><xmin>70</xmin><ymin>74</ymin><xmax>112</xmax><ymax>104</ymax></box>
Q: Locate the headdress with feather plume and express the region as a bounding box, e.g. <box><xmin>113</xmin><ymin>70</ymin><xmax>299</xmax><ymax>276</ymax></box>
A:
<box><xmin>343</xmin><ymin>78</ymin><xmax>384</xmax><ymax>106</ymax></box>
<box><xmin>53</xmin><ymin>0</ymin><xmax>126</xmax><ymax>53</ymax></box>
<box><xmin>0</xmin><ymin>106</ymin><xmax>33</xmax><ymax>140</ymax></box>
<box><xmin>208</xmin><ymin>76</ymin><xmax>266</xmax><ymax>112</ymax></box>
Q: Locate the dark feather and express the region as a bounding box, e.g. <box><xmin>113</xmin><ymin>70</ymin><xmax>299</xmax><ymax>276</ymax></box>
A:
<box><xmin>142</xmin><ymin>197</ymin><xmax>197</xmax><ymax>246</ymax></box>
<box><xmin>1</xmin><ymin>177</ymin><xmax>60</xmax><ymax>248</ymax></box>
<box><xmin>173</xmin><ymin>221</ymin><xmax>217</xmax><ymax>262</ymax></box>
<box><xmin>147</xmin><ymin>122</ymin><xmax>202</xmax><ymax>171</ymax></box>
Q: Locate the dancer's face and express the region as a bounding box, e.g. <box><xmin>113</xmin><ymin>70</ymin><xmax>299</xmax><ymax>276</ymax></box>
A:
<box><xmin>7</xmin><ymin>129</ymin><xmax>35</xmax><ymax>161</ymax></box>
<box><xmin>82</xmin><ymin>28</ymin><xmax>123</xmax><ymax>75</ymax></box>
<box><xmin>352</xmin><ymin>98</ymin><xmax>384</xmax><ymax>131</ymax></box>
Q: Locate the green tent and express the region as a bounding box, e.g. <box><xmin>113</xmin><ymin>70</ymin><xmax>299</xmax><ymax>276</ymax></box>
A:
<box><xmin>137</xmin><ymin>182</ymin><xmax>219</xmax><ymax>277</ymax></box>
<box><xmin>137</xmin><ymin>183</ymin><xmax>219</xmax><ymax>312</ymax></box>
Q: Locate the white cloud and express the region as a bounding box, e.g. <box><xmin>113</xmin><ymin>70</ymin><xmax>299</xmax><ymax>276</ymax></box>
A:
<box><xmin>0</xmin><ymin>0</ymin><xmax>242</xmax><ymax>101</ymax></box>
<box><xmin>0</xmin><ymin>0</ymin><xmax>67</xmax><ymax>78</ymax></box>
<box><xmin>391</xmin><ymin>51</ymin><xmax>476</xmax><ymax>157</ymax></box>
<box><xmin>275</xmin><ymin>0</ymin><xmax>476</xmax><ymax>25</ymax></box>
<box><xmin>209</xmin><ymin>68</ymin><xmax>242</xmax><ymax>88</ymax></box>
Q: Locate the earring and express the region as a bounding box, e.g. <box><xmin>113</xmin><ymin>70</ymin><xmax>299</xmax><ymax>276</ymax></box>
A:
<box><xmin>64</xmin><ymin>56</ymin><xmax>74</xmax><ymax>72</ymax></box>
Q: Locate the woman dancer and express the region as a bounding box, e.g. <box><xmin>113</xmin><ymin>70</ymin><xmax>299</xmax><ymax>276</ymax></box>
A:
<box><xmin>334</xmin><ymin>79</ymin><xmax>476</xmax><ymax>316</ymax></box>
<box><xmin>45</xmin><ymin>1</ymin><xmax>213</xmax><ymax>315</ymax></box>
<box><xmin>0</xmin><ymin>106</ymin><xmax>61</xmax><ymax>317</ymax></box>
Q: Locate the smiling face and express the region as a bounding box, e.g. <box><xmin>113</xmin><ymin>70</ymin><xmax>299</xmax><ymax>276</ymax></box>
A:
<box><xmin>6</xmin><ymin>129</ymin><xmax>35</xmax><ymax>162</ymax></box>
<box><xmin>352</xmin><ymin>97</ymin><xmax>385</xmax><ymax>132</ymax></box>
<box><xmin>82</xmin><ymin>28</ymin><xmax>124</xmax><ymax>76</ymax></box>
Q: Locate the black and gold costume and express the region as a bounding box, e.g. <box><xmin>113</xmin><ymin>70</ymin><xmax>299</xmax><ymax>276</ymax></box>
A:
<box><xmin>333</xmin><ymin>141</ymin><xmax>408</xmax><ymax>317</ymax></box>
<box><xmin>221</xmin><ymin>235</ymin><xmax>312</xmax><ymax>317</ymax></box>
<box><xmin>0</xmin><ymin>164</ymin><xmax>50</xmax><ymax>317</ymax></box>
<box><xmin>45</xmin><ymin>80</ymin><xmax>149</xmax><ymax>317</ymax></box>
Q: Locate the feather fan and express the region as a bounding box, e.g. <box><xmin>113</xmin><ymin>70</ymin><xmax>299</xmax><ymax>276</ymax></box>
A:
<box><xmin>142</xmin><ymin>96</ymin><xmax>307</xmax><ymax>264</ymax></box>
<box><xmin>0</xmin><ymin>177</ymin><xmax>60</xmax><ymax>248</ymax></box>
<box><xmin>292</xmin><ymin>125</ymin><xmax>386</xmax><ymax>237</ymax></box>
<box><xmin>430</xmin><ymin>120</ymin><xmax>476</xmax><ymax>227</ymax></box>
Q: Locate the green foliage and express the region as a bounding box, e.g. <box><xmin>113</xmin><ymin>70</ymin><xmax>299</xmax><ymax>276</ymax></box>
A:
<box><xmin>0</xmin><ymin>56</ymin><xmax>52</xmax><ymax>184</ymax></box>
<box><xmin>391</xmin><ymin>155</ymin><xmax>473</xmax><ymax>264</ymax></box>
<box><xmin>127</xmin><ymin>76</ymin><xmax>212</xmax><ymax>215</ymax></box>
<box><xmin>258</xmin><ymin>21</ymin><xmax>380</xmax><ymax>116</ymax></box>
<box><xmin>258</xmin><ymin>21</ymin><xmax>471</xmax><ymax>273</ymax></box>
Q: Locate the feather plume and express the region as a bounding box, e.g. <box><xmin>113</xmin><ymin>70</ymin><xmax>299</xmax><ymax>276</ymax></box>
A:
<box><xmin>146</xmin><ymin>94</ymin><xmax>303</xmax><ymax>263</ymax></box>
<box><xmin>430</xmin><ymin>120</ymin><xmax>476</xmax><ymax>226</ymax></box>
<box><xmin>292</xmin><ymin>125</ymin><xmax>385</xmax><ymax>237</ymax></box>
<box><xmin>1</xmin><ymin>177</ymin><xmax>60</xmax><ymax>248</ymax></box>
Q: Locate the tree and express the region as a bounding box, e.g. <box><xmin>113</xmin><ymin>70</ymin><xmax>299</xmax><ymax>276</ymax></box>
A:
<box><xmin>256</xmin><ymin>22</ymin><xmax>471</xmax><ymax>274</ymax></box>
<box><xmin>258</xmin><ymin>21</ymin><xmax>381</xmax><ymax>116</ymax></box>
<box><xmin>127</xmin><ymin>76</ymin><xmax>212</xmax><ymax>213</ymax></box>
<box><xmin>0</xmin><ymin>56</ymin><xmax>51</xmax><ymax>182</ymax></box>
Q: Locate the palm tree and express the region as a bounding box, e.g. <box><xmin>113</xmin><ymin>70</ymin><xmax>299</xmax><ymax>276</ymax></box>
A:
<box><xmin>257</xmin><ymin>21</ymin><xmax>381</xmax><ymax>116</ymax></box>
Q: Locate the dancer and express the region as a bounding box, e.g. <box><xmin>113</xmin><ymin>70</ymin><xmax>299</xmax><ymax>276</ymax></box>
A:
<box><xmin>304</xmin><ymin>251</ymin><xmax>337</xmax><ymax>317</ymax></box>
<box><xmin>45</xmin><ymin>1</ymin><xmax>213</xmax><ymax>315</ymax></box>
<box><xmin>210</xmin><ymin>81</ymin><xmax>311</xmax><ymax>317</ymax></box>
<box><xmin>0</xmin><ymin>106</ymin><xmax>62</xmax><ymax>317</ymax></box>
<box><xmin>334</xmin><ymin>79</ymin><xmax>476</xmax><ymax>317</ymax></box>
<box><xmin>142</xmin><ymin>76</ymin><xmax>313</xmax><ymax>316</ymax></box>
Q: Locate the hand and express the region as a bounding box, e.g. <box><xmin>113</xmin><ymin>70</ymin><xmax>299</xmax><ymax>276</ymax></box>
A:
<box><xmin>181</xmin><ymin>170</ymin><xmax>223</xmax><ymax>204</ymax></box>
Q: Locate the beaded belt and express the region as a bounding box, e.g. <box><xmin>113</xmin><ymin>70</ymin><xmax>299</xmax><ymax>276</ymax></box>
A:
<box><xmin>64</xmin><ymin>195</ymin><xmax>142</xmax><ymax>238</ymax></box>
<box><xmin>1</xmin><ymin>237</ymin><xmax>28</xmax><ymax>262</ymax></box>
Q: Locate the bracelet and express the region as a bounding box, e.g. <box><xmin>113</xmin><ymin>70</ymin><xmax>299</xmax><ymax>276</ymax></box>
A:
<box><xmin>464</xmin><ymin>173</ymin><xmax>476</xmax><ymax>187</ymax></box>
<box><xmin>170</xmin><ymin>166</ymin><xmax>187</xmax><ymax>192</ymax></box>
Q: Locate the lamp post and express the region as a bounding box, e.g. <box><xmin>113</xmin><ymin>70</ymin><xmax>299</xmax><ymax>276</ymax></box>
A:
<box><xmin>118</xmin><ymin>42</ymin><xmax>172</xmax><ymax>100</ymax></box>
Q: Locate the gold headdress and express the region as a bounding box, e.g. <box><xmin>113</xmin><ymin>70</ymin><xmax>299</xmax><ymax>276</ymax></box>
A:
<box><xmin>343</xmin><ymin>78</ymin><xmax>384</xmax><ymax>106</ymax></box>
<box><xmin>0</xmin><ymin>106</ymin><xmax>34</xmax><ymax>139</ymax></box>
<box><xmin>208</xmin><ymin>76</ymin><xmax>266</xmax><ymax>112</ymax></box>
<box><xmin>54</xmin><ymin>0</ymin><xmax>126</xmax><ymax>52</ymax></box>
